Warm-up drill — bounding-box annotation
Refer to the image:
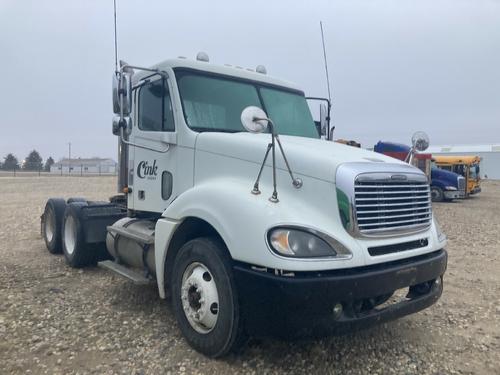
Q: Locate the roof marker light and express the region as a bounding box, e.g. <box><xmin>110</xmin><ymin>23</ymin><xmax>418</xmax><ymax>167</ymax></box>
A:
<box><xmin>256</xmin><ymin>65</ymin><xmax>267</xmax><ymax>74</ymax></box>
<box><xmin>196</xmin><ymin>52</ymin><xmax>209</xmax><ymax>62</ymax></box>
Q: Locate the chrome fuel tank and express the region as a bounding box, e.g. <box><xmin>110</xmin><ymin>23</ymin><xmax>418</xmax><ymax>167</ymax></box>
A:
<box><xmin>106</xmin><ymin>217</ymin><xmax>156</xmax><ymax>275</ymax></box>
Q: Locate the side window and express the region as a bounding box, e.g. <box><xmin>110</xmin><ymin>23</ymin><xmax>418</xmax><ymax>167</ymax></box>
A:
<box><xmin>138</xmin><ymin>79</ymin><xmax>175</xmax><ymax>132</ymax></box>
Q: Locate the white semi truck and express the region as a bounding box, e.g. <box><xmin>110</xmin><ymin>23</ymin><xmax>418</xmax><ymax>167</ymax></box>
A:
<box><xmin>41</xmin><ymin>54</ymin><xmax>447</xmax><ymax>357</ymax></box>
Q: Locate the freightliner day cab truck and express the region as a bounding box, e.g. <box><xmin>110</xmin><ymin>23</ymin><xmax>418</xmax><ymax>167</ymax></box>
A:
<box><xmin>41</xmin><ymin>54</ymin><xmax>448</xmax><ymax>357</ymax></box>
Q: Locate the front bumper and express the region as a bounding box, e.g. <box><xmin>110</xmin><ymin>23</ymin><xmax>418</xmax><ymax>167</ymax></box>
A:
<box><xmin>234</xmin><ymin>249</ymin><xmax>447</xmax><ymax>338</ymax></box>
<box><xmin>471</xmin><ymin>186</ymin><xmax>481</xmax><ymax>195</ymax></box>
<box><xmin>444</xmin><ymin>190</ymin><xmax>461</xmax><ymax>200</ymax></box>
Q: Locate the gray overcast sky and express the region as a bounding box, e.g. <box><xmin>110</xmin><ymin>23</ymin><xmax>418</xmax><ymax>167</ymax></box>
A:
<box><xmin>1</xmin><ymin>0</ymin><xmax>499</xmax><ymax>162</ymax></box>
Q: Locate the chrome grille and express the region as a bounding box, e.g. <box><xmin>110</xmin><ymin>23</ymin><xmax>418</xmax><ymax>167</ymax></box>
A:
<box><xmin>458</xmin><ymin>176</ymin><xmax>465</xmax><ymax>192</ymax></box>
<box><xmin>354</xmin><ymin>178</ymin><xmax>432</xmax><ymax>235</ymax></box>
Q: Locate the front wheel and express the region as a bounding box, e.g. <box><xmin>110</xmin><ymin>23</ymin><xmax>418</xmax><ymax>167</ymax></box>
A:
<box><xmin>171</xmin><ymin>237</ymin><xmax>245</xmax><ymax>358</ymax></box>
<box><xmin>431</xmin><ymin>186</ymin><xmax>444</xmax><ymax>202</ymax></box>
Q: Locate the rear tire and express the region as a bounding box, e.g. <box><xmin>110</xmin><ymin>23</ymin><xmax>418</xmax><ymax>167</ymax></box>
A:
<box><xmin>62</xmin><ymin>202</ymin><xmax>95</xmax><ymax>268</ymax></box>
<box><xmin>42</xmin><ymin>198</ymin><xmax>67</xmax><ymax>254</ymax></box>
<box><xmin>431</xmin><ymin>186</ymin><xmax>444</xmax><ymax>202</ymax></box>
<box><xmin>67</xmin><ymin>197</ymin><xmax>87</xmax><ymax>204</ymax></box>
<box><xmin>171</xmin><ymin>237</ymin><xmax>245</xmax><ymax>358</ymax></box>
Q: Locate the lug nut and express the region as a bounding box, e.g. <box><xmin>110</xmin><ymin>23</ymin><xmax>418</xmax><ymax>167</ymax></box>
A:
<box><xmin>333</xmin><ymin>303</ymin><xmax>343</xmax><ymax>319</ymax></box>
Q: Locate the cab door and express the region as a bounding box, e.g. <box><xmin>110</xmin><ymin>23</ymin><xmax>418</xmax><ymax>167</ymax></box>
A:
<box><xmin>130</xmin><ymin>75</ymin><xmax>177</xmax><ymax>213</ymax></box>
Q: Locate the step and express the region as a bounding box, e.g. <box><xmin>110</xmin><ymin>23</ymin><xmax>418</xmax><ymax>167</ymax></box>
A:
<box><xmin>107</xmin><ymin>225</ymin><xmax>155</xmax><ymax>245</ymax></box>
<box><xmin>98</xmin><ymin>260</ymin><xmax>153</xmax><ymax>285</ymax></box>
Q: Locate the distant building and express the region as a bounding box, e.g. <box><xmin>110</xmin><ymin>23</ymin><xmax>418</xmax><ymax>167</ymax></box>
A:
<box><xmin>50</xmin><ymin>158</ymin><xmax>117</xmax><ymax>175</ymax></box>
<box><xmin>426</xmin><ymin>144</ymin><xmax>500</xmax><ymax>179</ymax></box>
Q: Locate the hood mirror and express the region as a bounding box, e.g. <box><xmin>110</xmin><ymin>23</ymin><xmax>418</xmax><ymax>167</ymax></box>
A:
<box><xmin>412</xmin><ymin>131</ymin><xmax>430</xmax><ymax>152</ymax></box>
<box><xmin>406</xmin><ymin>131</ymin><xmax>430</xmax><ymax>164</ymax></box>
<box><xmin>240</xmin><ymin>106</ymin><xmax>302</xmax><ymax>203</ymax></box>
<box><xmin>240</xmin><ymin>106</ymin><xmax>269</xmax><ymax>133</ymax></box>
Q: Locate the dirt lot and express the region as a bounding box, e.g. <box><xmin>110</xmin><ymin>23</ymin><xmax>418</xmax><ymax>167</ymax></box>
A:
<box><xmin>0</xmin><ymin>176</ymin><xmax>499</xmax><ymax>374</ymax></box>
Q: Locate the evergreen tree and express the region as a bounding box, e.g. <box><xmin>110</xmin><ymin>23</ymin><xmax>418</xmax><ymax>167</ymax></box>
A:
<box><xmin>23</xmin><ymin>150</ymin><xmax>43</xmax><ymax>171</ymax></box>
<box><xmin>3</xmin><ymin>153</ymin><xmax>19</xmax><ymax>170</ymax></box>
<box><xmin>44</xmin><ymin>156</ymin><xmax>55</xmax><ymax>172</ymax></box>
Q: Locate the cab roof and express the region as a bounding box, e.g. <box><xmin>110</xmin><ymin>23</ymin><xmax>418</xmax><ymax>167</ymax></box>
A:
<box><xmin>132</xmin><ymin>58</ymin><xmax>303</xmax><ymax>93</ymax></box>
<box><xmin>433</xmin><ymin>155</ymin><xmax>481</xmax><ymax>164</ymax></box>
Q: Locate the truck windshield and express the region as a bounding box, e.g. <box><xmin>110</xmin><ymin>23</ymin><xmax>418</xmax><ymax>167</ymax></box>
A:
<box><xmin>175</xmin><ymin>70</ymin><xmax>319</xmax><ymax>139</ymax></box>
<box><xmin>469</xmin><ymin>165</ymin><xmax>478</xmax><ymax>179</ymax></box>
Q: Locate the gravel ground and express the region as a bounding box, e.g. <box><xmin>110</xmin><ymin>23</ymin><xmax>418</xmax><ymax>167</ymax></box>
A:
<box><xmin>0</xmin><ymin>176</ymin><xmax>499</xmax><ymax>375</ymax></box>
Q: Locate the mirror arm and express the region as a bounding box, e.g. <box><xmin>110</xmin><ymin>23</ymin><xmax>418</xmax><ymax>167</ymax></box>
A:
<box><xmin>405</xmin><ymin>147</ymin><xmax>415</xmax><ymax>164</ymax></box>
<box><xmin>275</xmin><ymin>134</ymin><xmax>302</xmax><ymax>189</ymax></box>
<box><xmin>116</xmin><ymin>63</ymin><xmax>170</xmax><ymax>153</ymax></box>
<box><xmin>251</xmin><ymin>118</ymin><xmax>302</xmax><ymax>203</ymax></box>
<box><xmin>251</xmin><ymin>143</ymin><xmax>272</xmax><ymax>195</ymax></box>
<box><xmin>305</xmin><ymin>97</ymin><xmax>332</xmax><ymax>140</ymax></box>
<box><xmin>120</xmin><ymin>64</ymin><xmax>169</xmax><ymax>78</ymax></box>
<box><xmin>327</xmin><ymin>100</ymin><xmax>332</xmax><ymax>140</ymax></box>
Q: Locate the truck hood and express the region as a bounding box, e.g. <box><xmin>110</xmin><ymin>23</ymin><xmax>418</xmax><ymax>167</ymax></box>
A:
<box><xmin>431</xmin><ymin>167</ymin><xmax>461</xmax><ymax>185</ymax></box>
<box><xmin>195</xmin><ymin>132</ymin><xmax>408</xmax><ymax>182</ymax></box>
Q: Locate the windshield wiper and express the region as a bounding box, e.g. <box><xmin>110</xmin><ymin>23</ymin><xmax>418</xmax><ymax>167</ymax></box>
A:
<box><xmin>190</xmin><ymin>127</ymin><xmax>241</xmax><ymax>134</ymax></box>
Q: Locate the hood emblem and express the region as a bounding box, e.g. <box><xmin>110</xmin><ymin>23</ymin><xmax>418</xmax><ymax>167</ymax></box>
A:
<box><xmin>391</xmin><ymin>174</ymin><xmax>408</xmax><ymax>181</ymax></box>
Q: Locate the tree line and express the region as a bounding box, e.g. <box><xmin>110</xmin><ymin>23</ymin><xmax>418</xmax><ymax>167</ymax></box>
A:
<box><xmin>1</xmin><ymin>150</ymin><xmax>55</xmax><ymax>171</ymax></box>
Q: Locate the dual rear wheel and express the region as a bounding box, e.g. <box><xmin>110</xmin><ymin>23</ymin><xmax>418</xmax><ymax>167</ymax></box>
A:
<box><xmin>42</xmin><ymin>199</ymin><xmax>109</xmax><ymax>267</ymax></box>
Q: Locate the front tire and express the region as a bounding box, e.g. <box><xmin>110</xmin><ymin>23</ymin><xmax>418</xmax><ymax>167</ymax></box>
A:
<box><xmin>431</xmin><ymin>186</ymin><xmax>444</xmax><ymax>202</ymax></box>
<box><xmin>171</xmin><ymin>237</ymin><xmax>244</xmax><ymax>358</ymax></box>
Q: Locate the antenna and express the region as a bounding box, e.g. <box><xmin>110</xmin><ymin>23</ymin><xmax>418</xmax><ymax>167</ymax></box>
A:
<box><xmin>320</xmin><ymin>21</ymin><xmax>332</xmax><ymax>103</ymax></box>
<box><xmin>113</xmin><ymin>0</ymin><xmax>118</xmax><ymax>73</ymax></box>
<box><xmin>318</xmin><ymin>21</ymin><xmax>335</xmax><ymax>139</ymax></box>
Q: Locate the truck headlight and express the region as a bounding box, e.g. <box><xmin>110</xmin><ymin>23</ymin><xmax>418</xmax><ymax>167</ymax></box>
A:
<box><xmin>444</xmin><ymin>186</ymin><xmax>457</xmax><ymax>191</ymax></box>
<box><xmin>268</xmin><ymin>227</ymin><xmax>351</xmax><ymax>258</ymax></box>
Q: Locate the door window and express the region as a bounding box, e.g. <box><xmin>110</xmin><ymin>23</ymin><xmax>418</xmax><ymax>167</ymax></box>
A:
<box><xmin>138</xmin><ymin>79</ymin><xmax>175</xmax><ymax>132</ymax></box>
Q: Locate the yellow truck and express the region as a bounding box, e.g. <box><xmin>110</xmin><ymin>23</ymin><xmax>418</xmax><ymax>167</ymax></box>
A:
<box><xmin>433</xmin><ymin>155</ymin><xmax>481</xmax><ymax>196</ymax></box>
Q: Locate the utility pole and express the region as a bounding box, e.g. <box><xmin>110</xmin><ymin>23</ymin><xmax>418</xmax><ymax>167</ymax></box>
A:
<box><xmin>68</xmin><ymin>142</ymin><xmax>71</xmax><ymax>175</ymax></box>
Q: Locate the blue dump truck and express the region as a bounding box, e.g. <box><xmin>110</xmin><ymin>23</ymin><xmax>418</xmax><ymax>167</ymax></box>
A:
<box><xmin>374</xmin><ymin>141</ymin><xmax>466</xmax><ymax>202</ymax></box>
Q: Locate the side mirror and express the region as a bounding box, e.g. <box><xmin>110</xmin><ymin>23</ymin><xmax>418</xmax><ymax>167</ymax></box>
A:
<box><xmin>411</xmin><ymin>131</ymin><xmax>430</xmax><ymax>152</ymax></box>
<box><xmin>112</xmin><ymin>72</ymin><xmax>132</xmax><ymax>116</ymax></box>
<box><xmin>112</xmin><ymin>115</ymin><xmax>132</xmax><ymax>136</ymax></box>
<box><xmin>240</xmin><ymin>106</ymin><xmax>269</xmax><ymax>133</ymax></box>
<box><xmin>319</xmin><ymin>103</ymin><xmax>328</xmax><ymax>136</ymax></box>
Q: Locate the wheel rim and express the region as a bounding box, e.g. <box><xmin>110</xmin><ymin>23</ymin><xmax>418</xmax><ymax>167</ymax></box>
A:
<box><xmin>180</xmin><ymin>262</ymin><xmax>219</xmax><ymax>334</ymax></box>
<box><xmin>64</xmin><ymin>215</ymin><xmax>77</xmax><ymax>255</ymax></box>
<box><xmin>431</xmin><ymin>188</ymin><xmax>440</xmax><ymax>200</ymax></box>
<box><xmin>45</xmin><ymin>209</ymin><xmax>55</xmax><ymax>243</ymax></box>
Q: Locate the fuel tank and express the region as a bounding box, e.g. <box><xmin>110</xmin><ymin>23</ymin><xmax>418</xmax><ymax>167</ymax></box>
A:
<box><xmin>106</xmin><ymin>217</ymin><xmax>156</xmax><ymax>275</ymax></box>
